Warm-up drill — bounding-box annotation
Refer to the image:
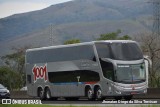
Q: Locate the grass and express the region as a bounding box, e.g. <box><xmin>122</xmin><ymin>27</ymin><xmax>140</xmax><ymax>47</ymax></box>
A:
<box><xmin>0</xmin><ymin>105</ymin><xmax>53</xmax><ymax>107</ymax></box>
<box><xmin>0</xmin><ymin>105</ymin><xmax>160</xmax><ymax>107</ymax></box>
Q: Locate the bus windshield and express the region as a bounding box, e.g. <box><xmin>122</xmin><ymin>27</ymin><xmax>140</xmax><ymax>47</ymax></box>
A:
<box><xmin>110</xmin><ymin>43</ymin><xmax>143</xmax><ymax>60</ymax></box>
<box><xmin>116</xmin><ymin>63</ymin><xmax>146</xmax><ymax>84</ymax></box>
<box><xmin>96</xmin><ymin>42</ymin><xmax>143</xmax><ymax>61</ymax></box>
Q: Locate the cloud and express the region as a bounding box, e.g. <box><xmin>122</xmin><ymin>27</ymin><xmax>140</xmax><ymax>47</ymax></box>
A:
<box><xmin>0</xmin><ymin>0</ymin><xmax>73</xmax><ymax>18</ymax></box>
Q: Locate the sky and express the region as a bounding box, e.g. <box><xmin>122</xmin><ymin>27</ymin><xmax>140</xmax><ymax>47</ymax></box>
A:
<box><xmin>0</xmin><ymin>0</ymin><xmax>73</xmax><ymax>18</ymax></box>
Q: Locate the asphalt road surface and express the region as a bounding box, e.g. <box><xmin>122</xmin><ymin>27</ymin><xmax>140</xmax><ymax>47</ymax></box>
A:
<box><xmin>42</xmin><ymin>98</ymin><xmax>160</xmax><ymax>105</ymax></box>
<box><xmin>1</xmin><ymin>98</ymin><xmax>160</xmax><ymax>105</ymax></box>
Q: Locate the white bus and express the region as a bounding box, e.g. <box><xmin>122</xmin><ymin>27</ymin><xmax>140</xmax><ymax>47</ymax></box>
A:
<box><xmin>25</xmin><ymin>40</ymin><xmax>150</xmax><ymax>100</ymax></box>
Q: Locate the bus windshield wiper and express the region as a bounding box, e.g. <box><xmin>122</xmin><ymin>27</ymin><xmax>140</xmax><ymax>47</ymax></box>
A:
<box><xmin>133</xmin><ymin>79</ymin><xmax>145</xmax><ymax>82</ymax></box>
<box><xmin>118</xmin><ymin>79</ymin><xmax>132</xmax><ymax>82</ymax></box>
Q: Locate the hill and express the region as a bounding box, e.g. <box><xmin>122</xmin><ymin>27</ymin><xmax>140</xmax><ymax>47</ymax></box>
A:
<box><xmin>0</xmin><ymin>0</ymin><xmax>152</xmax><ymax>57</ymax></box>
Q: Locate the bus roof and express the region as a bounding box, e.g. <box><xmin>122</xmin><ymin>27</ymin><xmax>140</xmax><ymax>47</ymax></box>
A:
<box><xmin>26</xmin><ymin>40</ymin><xmax>136</xmax><ymax>52</ymax></box>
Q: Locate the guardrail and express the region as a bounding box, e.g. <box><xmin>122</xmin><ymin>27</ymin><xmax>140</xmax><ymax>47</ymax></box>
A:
<box><xmin>10</xmin><ymin>88</ymin><xmax>160</xmax><ymax>99</ymax></box>
<box><xmin>10</xmin><ymin>91</ymin><xmax>31</xmax><ymax>98</ymax></box>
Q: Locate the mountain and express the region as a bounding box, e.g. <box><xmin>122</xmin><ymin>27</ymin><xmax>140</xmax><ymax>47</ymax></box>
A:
<box><xmin>0</xmin><ymin>0</ymin><xmax>152</xmax><ymax>57</ymax></box>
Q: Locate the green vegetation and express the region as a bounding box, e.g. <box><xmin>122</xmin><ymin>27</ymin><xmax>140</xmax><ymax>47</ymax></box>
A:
<box><xmin>0</xmin><ymin>46</ymin><xmax>30</xmax><ymax>90</ymax></box>
<box><xmin>97</xmin><ymin>29</ymin><xmax>131</xmax><ymax>40</ymax></box>
<box><xmin>0</xmin><ymin>105</ymin><xmax>52</xmax><ymax>107</ymax></box>
<box><xmin>0</xmin><ymin>66</ymin><xmax>23</xmax><ymax>90</ymax></box>
<box><xmin>0</xmin><ymin>104</ymin><xmax>160</xmax><ymax>107</ymax></box>
<box><xmin>64</xmin><ymin>39</ymin><xmax>81</xmax><ymax>44</ymax></box>
<box><xmin>135</xmin><ymin>33</ymin><xmax>160</xmax><ymax>88</ymax></box>
<box><xmin>64</xmin><ymin>30</ymin><xmax>132</xmax><ymax>45</ymax></box>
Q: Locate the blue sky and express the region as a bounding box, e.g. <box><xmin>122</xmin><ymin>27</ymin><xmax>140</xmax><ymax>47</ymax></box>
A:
<box><xmin>0</xmin><ymin>0</ymin><xmax>73</xmax><ymax>18</ymax></box>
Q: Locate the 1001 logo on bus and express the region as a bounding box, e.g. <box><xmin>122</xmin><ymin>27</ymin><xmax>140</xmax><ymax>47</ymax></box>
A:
<box><xmin>32</xmin><ymin>64</ymin><xmax>47</xmax><ymax>83</ymax></box>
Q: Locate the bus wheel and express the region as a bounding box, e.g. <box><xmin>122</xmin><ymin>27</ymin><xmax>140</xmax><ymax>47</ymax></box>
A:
<box><xmin>86</xmin><ymin>87</ymin><xmax>95</xmax><ymax>100</ymax></box>
<box><xmin>38</xmin><ymin>88</ymin><xmax>45</xmax><ymax>100</ymax></box>
<box><xmin>45</xmin><ymin>88</ymin><xmax>51</xmax><ymax>100</ymax></box>
<box><xmin>114</xmin><ymin>96</ymin><xmax>122</xmax><ymax>101</ymax></box>
<box><xmin>124</xmin><ymin>95</ymin><xmax>133</xmax><ymax>101</ymax></box>
<box><xmin>95</xmin><ymin>87</ymin><xmax>104</xmax><ymax>100</ymax></box>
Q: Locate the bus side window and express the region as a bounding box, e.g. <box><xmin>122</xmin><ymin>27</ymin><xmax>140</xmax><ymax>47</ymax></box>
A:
<box><xmin>27</xmin><ymin>75</ymin><xmax>31</xmax><ymax>84</ymax></box>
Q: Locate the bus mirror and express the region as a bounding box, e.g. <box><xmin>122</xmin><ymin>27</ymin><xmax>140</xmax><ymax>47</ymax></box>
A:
<box><xmin>144</xmin><ymin>55</ymin><xmax>151</xmax><ymax>88</ymax></box>
<box><xmin>144</xmin><ymin>56</ymin><xmax>152</xmax><ymax>69</ymax></box>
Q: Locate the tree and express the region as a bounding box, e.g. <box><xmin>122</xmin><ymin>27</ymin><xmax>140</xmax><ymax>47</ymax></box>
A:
<box><xmin>97</xmin><ymin>30</ymin><xmax>131</xmax><ymax>40</ymax></box>
<box><xmin>64</xmin><ymin>39</ymin><xmax>81</xmax><ymax>44</ymax></box>
<box><xmin>1</xmin><ymin>46</ymin><xmax>30</xmax><ymax>73</ymax></box>
<box><xmin>0</xmin><ymin>66</ymin><xmax>23</xmax><ymax>90</ymax></box>
<box><xmin>134</xmin><ymin>32</ymin><xmax>160</xmax><ymax>87</ymax></box>
<box><xmin>119</xmin><ymin>35</ymin><xmax>132</xmax><ymax>40</ymax></box>
<box><xmin>1</xmin><ymin>46</ymin><xmax>31</xmax><ymax>89</ymax></box>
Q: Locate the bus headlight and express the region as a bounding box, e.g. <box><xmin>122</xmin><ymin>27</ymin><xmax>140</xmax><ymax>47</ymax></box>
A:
<box><xmin>7</xmin><ymin>90</ymin><xmax>10</xmax><ymax>93</ymax></box>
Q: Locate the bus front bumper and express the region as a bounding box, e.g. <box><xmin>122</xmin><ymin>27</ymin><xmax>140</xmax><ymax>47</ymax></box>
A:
<box><xmin>114</xmin><ymin>83</ymin><xmax>148</xmax><ymax>96</ymax></box>
<box><xmin>115</xmin><ymin>88</ymin><xmax>147</xmax><ymax>96</ymax></box>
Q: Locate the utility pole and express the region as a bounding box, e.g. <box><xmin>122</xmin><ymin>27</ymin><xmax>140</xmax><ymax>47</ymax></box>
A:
<box><xmin>148</xmin><ymin>0</ymin><xmax>160</xmax><ymax>36</ymax></box>
<box><xmin>49</xmin><ymin>24</ymin><xmax>55</xmax><ymax>46</ymax></box>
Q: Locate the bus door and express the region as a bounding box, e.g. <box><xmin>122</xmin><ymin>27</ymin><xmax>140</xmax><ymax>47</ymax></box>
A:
<box><xmin>99</xmin><ymin>58</ymin><xmax>115</xmax><ymax>94</ymax></box>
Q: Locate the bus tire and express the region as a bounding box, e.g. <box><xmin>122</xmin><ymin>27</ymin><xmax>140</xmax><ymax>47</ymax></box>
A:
<box><xmin>124</xmin><ymin>95</ymin><xmax>133</xmax><ymax>101</ymax></box>
<box><xmin>45</xmin><ymin>88</ymin><xmax>58</xmax><ymax>100</ymax></box>
<box><xmin>45</xmin><ymin>88</ymin><xmax>51</xmax><ymax>100</ymax></box>
<box><xmin>86</xmin><ymin>87</ymin><xmax>95</xmax><ymax>100</ymax></box>
<box><xmin>38</xmin><ymin>88</ymin><xmax>45</xmax><ymax>100</ymax></box>
<box><xmin>95</xmin><ymin>87</ymin><xmax>104</xmax><ymax>100</ymax></box>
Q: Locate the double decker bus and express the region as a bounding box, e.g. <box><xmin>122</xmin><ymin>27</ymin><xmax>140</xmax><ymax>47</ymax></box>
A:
<box><xmin>25</xmin><ymin>40</ymin><xmax>150</xmax><ymax>100</ymax></box>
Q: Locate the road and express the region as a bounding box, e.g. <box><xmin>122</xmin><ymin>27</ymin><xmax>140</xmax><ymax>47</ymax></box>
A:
<box><xmin>42</xmin><ymin>98</ymin><xmax>160</xmax><ymax>105</ymax></box>
<box><xmin>1</xmin><ymin>97</ymin><xmax>160</xmax><ymax>105</ymax></box>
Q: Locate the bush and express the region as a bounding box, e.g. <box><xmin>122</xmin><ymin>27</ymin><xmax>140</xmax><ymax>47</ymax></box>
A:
<box><xmin>0</xmin><ymin>66</ymin><xmax>23</xmax><ymax>90</ymax></box>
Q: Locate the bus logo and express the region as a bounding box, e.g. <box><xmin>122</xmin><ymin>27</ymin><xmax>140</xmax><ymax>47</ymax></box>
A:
<box><xmin>32</xmin><ymin>64</ymin><xmax>47</xmax><ymax>83</ymax></box>
<box><xmin>131</xmin><ymin>84</ymin><xmax>135</xmax><ymax>90</ymax></box>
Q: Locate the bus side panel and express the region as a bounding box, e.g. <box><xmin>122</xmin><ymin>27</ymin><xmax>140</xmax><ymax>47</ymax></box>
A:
<box><xmin>50</xmin><ymin>84</ymin><xmax>85</xmax><ymax>97</ymax></box>
<box><xmin>26</xmin><ymin>63</ymin><xmax>49</xmax><ymax>97</ymax></box>
<box><xmin>47</xmin><ymin>60</ymin><xmax>100</xmax><ymax>97</ymax></box>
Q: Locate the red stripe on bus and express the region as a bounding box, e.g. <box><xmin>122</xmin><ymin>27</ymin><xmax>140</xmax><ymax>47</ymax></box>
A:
<box><xmin>85</xmin><ymin>81</ymin><xmax>98</xmax><ymax>84</ymax></box>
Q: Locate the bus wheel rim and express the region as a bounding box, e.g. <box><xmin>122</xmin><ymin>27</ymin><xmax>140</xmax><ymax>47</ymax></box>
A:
<box><xmin>46</xmin><ymin>91</ymin><xmax>50</xmax><ymax>99</ymax></box>
<box><xmin>88</xmin><ymin>89</ymin><xmax>92</xmax><ymax>99</ymax></box>
<box><xmin>97</xmin><ymin>89</ymin><xmax>102</xmax><ymax>99</ymax></box>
